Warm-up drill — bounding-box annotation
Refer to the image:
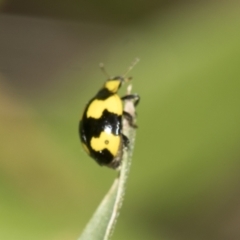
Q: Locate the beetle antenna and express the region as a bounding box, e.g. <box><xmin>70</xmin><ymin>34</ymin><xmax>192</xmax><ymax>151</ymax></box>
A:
<box><xmin>99</xmin><ymin>63</ymin><xmax>111</xmax><ymax>79</ymax></box>
<box><xmin>122</xmin><ymin>58</ymin><xmax>140</xmax><ymax>79</ymax></box>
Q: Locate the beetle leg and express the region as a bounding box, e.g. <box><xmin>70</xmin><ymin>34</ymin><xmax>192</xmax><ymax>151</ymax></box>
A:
<box><xmin>123</xmin><ymin>111</ymin><xmax>138</xmax><ymax>128</ymax></box>
<box><xmin>122</xmin><ymin>134</ymin><xmax>130</xmax><ymax>149</ymax></box>
<box><xmin>121</xmin><ymin>94</ymin><xmax>140</xmax><ymax>107</ymax></box>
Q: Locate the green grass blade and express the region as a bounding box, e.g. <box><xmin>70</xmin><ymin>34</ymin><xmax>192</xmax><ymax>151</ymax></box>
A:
<box><xmin>78</xmin><ymin>84</ymin><xmax>137</xmax><ymax>240</ymax></box>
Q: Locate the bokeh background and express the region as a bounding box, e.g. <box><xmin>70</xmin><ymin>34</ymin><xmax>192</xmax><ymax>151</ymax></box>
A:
<box><xmin>1</xmin><ymin>1</ymin><xmax>240</xmax><ymax>239</ymax></box>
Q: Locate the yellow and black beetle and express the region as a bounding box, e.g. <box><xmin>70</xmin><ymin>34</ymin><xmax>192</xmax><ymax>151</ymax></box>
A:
<box><xmin>79</xmin><ymin>60</ymin><xmax>140</xmax><ymax>169</ymax></box>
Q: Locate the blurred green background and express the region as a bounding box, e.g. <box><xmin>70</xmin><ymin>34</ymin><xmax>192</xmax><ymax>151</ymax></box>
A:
<box><xmin>1</xmin><ymin>0</ymin><xmax>240</xmax><ymax>239</ymax></box>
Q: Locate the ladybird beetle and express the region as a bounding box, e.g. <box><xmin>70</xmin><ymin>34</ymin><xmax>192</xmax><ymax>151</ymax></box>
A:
<box><xmin>79</xmin><ymin>59</ymin><xmax>140</xmax><ymax>169</ymax></box>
